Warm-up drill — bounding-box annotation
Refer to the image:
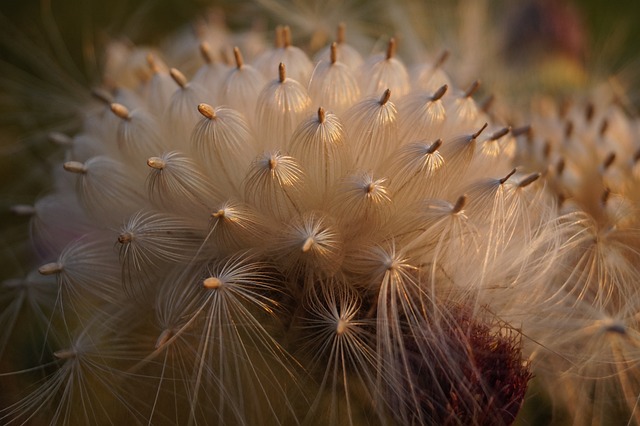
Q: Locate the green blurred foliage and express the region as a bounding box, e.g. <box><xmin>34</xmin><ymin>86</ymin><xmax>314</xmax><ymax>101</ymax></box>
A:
<box><xmin>578</xmin><ymin>0</ymin><xmax>640</xmax><ymax>67</ymax></box>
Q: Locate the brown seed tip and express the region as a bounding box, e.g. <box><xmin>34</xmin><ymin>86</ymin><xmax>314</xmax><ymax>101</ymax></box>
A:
<box><xmin>602</xmin><ymin>152</ymin><xmax>616</xmax><ymax>170</ymax></box>
<box><xmin>118</xmin><ymin>232</ymin><xmax>133</xmax><ymax>244</ymax></box>
<box><xmin>585</xmin><ymin>102</ymin><xmax>595</xmax><ymax>123</ymax></box>
<box><xmin>427</xmin><ymin>139</ymin><xmax>443</xmax><ymax>154</ymax></box>
<box><xmin>268</xmin><ymin>155</ymin><xmax>278</xmax><ymax>170</ymax></box>
<box><xmin>556</xmin><ymin>158</ymin><xmax>565</xmax><ymax>175</ymax></box>
<box><xmin>212</xmin><ymin>209</ymin><xmax>226</xmax><ymax>218</ymax></box>
<box><xmin>198</xmin><ymin>103</ymin><xmax>216</xmax><ymax>120</ymax></box>
<box><xmin>432</xmin><ymin>85</ymin><xmax>448</xmax><ymax>101</ymax></box>
<box><xmin>601</xmin><ymin>188</ymin><xmax>611</xmax><ymax>205</ymax></box>
<box><xmin>170</xmin><ymin>68</ymin><xmax>188</xmax><ymax>89</ymax></box>
<box><xmin>379</xmin><ymin>89</ymin><xmax>392</xmax><ymax>105</ymax></box>
<box><xmin>337</xmin><ymin>22</ymin><xmax>346</xmax><ymax>44</ymax></box>
<box><xmin>63</xmin><ymin>161</ymin><xmax>87</xmax><ymax>174</ymax></box>
<box><xmin>499</xmin><ymin>168</ymin><xmax>517</xmax><ymax>184</ymax></box>
<box><xmin>471</xmin><ymin>123</ymin><xmax>489</xmax><ymax>139</ymax></box>
<box><xmin>365</xmin><ymin>182</ymin><xmax>376</xmax><ymax>194</ymax></box>
<box><xmin>435</xmin><ymin>50</ymin><xmax>450</xmax><ymax>68</ymax></box>
<box><xmin>490</xmin><ymin>127</ymin><xmax>511</xmax><ymax>141</ymax></box>
<box><xmin>283</xmin><ymin>25</ymin><xmax>292</xmax><ymax>47</ymax></box>
<box><xmin>599</xmin><ymin>119</ymin><xmax>609</xmax><ymax>136</ymax></box>
<box><xmin>386</xmin><ymin>38</ymin><xmax>396</xmax><ymax>60</ymax></box>
<box><xmin>199</xmin><ymin>41</ymin><xmax>212</xmax><ymax>63</ymax></box>
<box><xmin>604</xmin><ymin>321</ymin><xmax>626</xmax><ymax>335</ymax></box>
<box><xmin>233</xmin><ymin>47</ymin><xmax>244</xmax><ymax>68</ymax></box>
<box><xmin>452</xmin><ymin>195</ymin><xmax>466</xmax><ymax>214</ymax></box>
<box><xmin>564</xmin><ymin>121</ymin><xmax>574</xmax><ymax>138</ymax></box>
<box><xmin>330</xmin><ymin>42</ymin><xmax>338</xmax><ymax>64</ymax></box>
<box><xmin>278</xmin><ymin>62</ymin><xmax>286</xmax><ymax>82</ymax></box>
<box><xmin>464</xmin><ymin>80</ymin><xmax>480</xmax><ymax>98</ymax></box>
<box><xmin>511</xmin><ymin>125</ymin><xmax>531</xmax><ymax>137</ymax></box>
<box><xmin>203</xmin><ymin>277</ymin><xmax>223</xmax><ymax>289</ymax></box>
<box><xmin>518</xmin><ymin>172</ymin><xmax>541</xmax><ymax>188</ymax></box>
<box><xmin>110</xmin><ymin>103</ymin><xmax>131</xmax><ymax>120</ymax></box>
<box><xmin>317</xmin><ymin>107</ymin><xmax>326</xmax><ymax>123</ymax></box>
<box><xmin>336</xmin><ymin>319</ymin><xmax>348</xmax><ymax>335</ymax></box>
<box><xmin>147</xmin><ymin>157</ymin><xmax>166</xmax><ymax>170</ymax></box>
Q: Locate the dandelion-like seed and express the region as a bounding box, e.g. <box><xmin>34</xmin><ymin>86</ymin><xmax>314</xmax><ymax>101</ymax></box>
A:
<box><xmin>2</xmin><ymin>2</ymin><xmax>640</xmax><ymax>425</ymax></box>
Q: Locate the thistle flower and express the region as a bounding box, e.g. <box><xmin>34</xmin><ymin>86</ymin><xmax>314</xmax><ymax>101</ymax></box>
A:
<box><xmin>1</xmin><ymin>2</ymin><xmax>639</xmax><ymax>426</ymax></box>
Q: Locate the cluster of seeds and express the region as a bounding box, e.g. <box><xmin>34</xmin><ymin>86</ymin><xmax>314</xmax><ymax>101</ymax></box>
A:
<box><xmin>2</xmin><ymin>16</ymin><xmax>640</xmax><ymax>426</ymax></box>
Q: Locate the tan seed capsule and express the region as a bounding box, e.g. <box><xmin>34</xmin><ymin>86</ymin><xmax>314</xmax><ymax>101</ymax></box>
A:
<box><xmin>147</xmin><ymin>157</ymin><xmax>166</xmax><ymax>170</ymax></box>
<box><xmin>203</xmin><ymin>277</ymin><xmax>223</xmax><ymax>289</ymax></box>
<box><xmin>63</xmin><ymin>161</ymin><xmax>87</xmax><ymax>174</ymax></box>
<box><xmin>233</xmin><ymin>46</ymin><xmax>244</xmax><ymax>68</ymax></box>
<box><xmin>110</xmin><ymin>103</ymin><xmax>131</xmax><ymax>120</ymax></box>
<box><xmin>198</xmin><ymin>103</ymin><xmax>216</xmax><ymax>120</ymax></box>
<box><xmin>302</xmin><ymin>236</ymin><xmax>315</xmax><ymax>253</ymax></box>
<box><xmin>170</xmin><ymin>68</ymin><xmax>188</xmax><ymax>88</ymax></box>
<box><xmin>38</xmin><ymin>262</ymin><xmax>62</xmax><ymax>275</ymax></box>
